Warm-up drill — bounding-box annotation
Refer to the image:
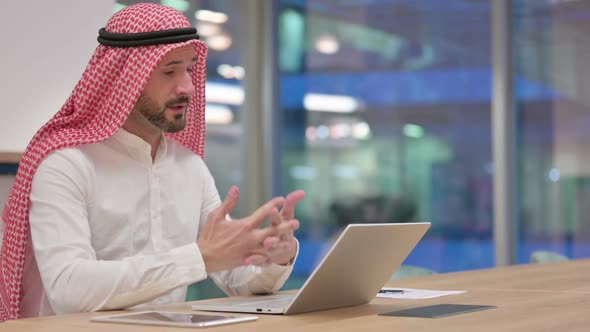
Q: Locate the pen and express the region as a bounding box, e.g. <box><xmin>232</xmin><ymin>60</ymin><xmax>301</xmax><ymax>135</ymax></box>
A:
<box><xmin>379</xmin><ymin>289</ymin><xmax>404</xmax><ymax>294</ymax></box>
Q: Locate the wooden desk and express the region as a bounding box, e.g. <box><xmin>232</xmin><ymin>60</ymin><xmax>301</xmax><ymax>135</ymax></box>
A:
<box><xmin>3</xmin><ymin>260</ymin><xmax>590</xmax><ymax>331</ymax></box>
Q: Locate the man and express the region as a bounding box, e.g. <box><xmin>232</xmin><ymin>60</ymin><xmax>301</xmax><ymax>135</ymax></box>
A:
<box><xmin>0</xmin><ymin>3</ymin><xmax>304</xmax><ymax>320</ymax></box>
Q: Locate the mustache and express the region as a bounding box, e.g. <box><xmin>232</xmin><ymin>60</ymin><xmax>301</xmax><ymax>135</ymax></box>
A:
<box><xmin>164</xmin><ymin>96</ymin><xmax>190</xmax><ymax>108</ymax></box>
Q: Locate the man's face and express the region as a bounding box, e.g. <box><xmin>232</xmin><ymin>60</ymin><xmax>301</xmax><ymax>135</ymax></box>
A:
<box><xmin>130</xmin><ymin>45</ymin><xmax>197</xmax><ymax>133</ymax></box>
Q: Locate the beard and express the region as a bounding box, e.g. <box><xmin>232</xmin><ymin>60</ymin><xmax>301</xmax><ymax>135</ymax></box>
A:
<box><xmin>133</xmin><ymin>94</ymin><xmax>189</xmax><ymax>133</ymax></box>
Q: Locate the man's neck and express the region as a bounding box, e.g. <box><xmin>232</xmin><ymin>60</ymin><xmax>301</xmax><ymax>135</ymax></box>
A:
<box><xmin>121</xmin><ymin>122</ymin><xmax>162</xmax><ymax>161</ymax></box>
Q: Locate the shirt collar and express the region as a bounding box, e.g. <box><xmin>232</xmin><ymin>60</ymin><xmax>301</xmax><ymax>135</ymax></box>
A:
<box><xmin>108</xmin><ymin>128</ymin><xmax>168</xmax><ymax>164</ymax></box>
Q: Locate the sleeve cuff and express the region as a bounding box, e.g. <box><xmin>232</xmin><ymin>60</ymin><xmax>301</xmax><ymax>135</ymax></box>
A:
<box><xmin>170</xmin><ymin>243</ymin><xmax>208</xmax><ymax>285</ymax></box>
<box><xmin>276</xmin><ymin>237</ymin><xmax>299</xmax><ymax>267</ymax></box>
<box><xmin>263</xmin><ymin>238</ymin><xmax>300</xmax><ymax>291</ymax></box>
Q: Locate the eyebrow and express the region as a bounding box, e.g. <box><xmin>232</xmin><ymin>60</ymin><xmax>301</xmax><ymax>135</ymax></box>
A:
<box><xmin>163</xmin><ymin>57</ymin><xmax>197</xmax><ymax>66</ymax></box>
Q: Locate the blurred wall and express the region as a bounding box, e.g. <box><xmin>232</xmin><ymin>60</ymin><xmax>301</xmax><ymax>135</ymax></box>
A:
<box><xmin>0</xmin><ymin>0</ymin><xmax>114</xmax><ymax>152</ymax></box>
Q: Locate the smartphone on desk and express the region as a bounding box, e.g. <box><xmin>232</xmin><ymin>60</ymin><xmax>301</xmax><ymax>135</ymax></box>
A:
<box><xmin>91</xmin><ymin>311</ymin><xmax>258</xmax><ymax>328</ymax></box>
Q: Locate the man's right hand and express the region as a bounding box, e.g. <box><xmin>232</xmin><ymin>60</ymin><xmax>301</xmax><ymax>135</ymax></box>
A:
<box><xmin>196</xmin><ymin>186</ymin><xmax>297</xmax><ymax>273</ymax></box>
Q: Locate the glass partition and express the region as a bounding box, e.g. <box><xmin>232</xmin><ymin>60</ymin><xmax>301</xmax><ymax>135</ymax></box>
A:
<box><xmin>514</xmin><ymin>0</ymin><xmax>590</xmax><ymax>262</ymax></box>
<box><xmin>277</xmin><ymin>0</ymin><xmax>495</xmax><ymax>284</ymax></box>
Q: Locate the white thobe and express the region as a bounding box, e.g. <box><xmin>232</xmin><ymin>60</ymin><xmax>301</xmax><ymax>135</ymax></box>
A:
<box><xmin>19</xmin><ymin>129</ymin><xmax>294</xmax><ymax>317</ymax></box>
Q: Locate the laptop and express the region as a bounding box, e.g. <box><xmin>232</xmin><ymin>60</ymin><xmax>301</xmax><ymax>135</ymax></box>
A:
<box><xmin>192</xmin><ymin>222</ymin><xmax>431</xmax><ymax>315</ymax></box>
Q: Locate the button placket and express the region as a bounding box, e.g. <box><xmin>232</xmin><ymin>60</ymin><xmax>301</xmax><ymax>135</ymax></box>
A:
<box><xmin>149</xmin><ymin>163</ymin><xmax>164</xmax><ymax>250</ymax></box>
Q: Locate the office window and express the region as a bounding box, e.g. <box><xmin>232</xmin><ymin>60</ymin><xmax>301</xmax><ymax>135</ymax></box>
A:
<box><xmin>277</xmin><ymin>0</ymin><xmax>494</xmax><ymax>282</ymax></box>
<box><xmin>514</xmin><ymin>0</ymin><xmax>590</xmax><ymax>262</ymax></box>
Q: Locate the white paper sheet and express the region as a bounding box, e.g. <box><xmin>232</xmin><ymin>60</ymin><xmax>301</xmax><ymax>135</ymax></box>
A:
<box><xmin>376</xmin><ymin>287</ymin><xmax>466</xmax><ymax>299</ymax></box>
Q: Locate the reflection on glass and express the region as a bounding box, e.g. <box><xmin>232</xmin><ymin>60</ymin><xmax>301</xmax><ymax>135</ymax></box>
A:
<box><xmin>514</xmin><ymin>0</ymin><xmax>590</xmax><ymax>263</ymax></box>
<box><xmin>278</xmin><ymin>0</ymin><xmax>494</xmax><ymax>286</ymax></box>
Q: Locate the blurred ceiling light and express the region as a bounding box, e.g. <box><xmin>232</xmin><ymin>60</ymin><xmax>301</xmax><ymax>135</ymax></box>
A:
<box><xmin>195</xmin><ymin>9</ymin><xmax>228</xmax><ymax>24</ymax></box>
<box><xmin>289</xmin><ymin>166</ymin><xmax>317</xmax><ymax>180</ymax></box>
<box><xmin>352</xmin><ymin>122</ymin><xmax>371</xmax><ymax>140</ymax></box>
<box><xmin>217</xmin><ymin>64</ymin><xmax>234</xmax><ymax>79</ymax></box>
<box><xmin>161</xmin><ymin>0</ymin><xmax>190</xmax><ymax>12</ymax></box>
<box><xmin>305</xmin><ymin>126</ymin><xmax>317</xmax><ymax>141</ymax></box>
<box><xmin>205</xmin><ymin>104</ymin><xmax>234</xmax><ymax>125</ymax></box>
<box><xmin>315</xmin><ymin>34</ymin><xmax>340</xmax><ymax>54</ymax></box>
<box><xmin>196</xmin><ymin>22</ymin><xmax>221</xmax><ymax>37</ymax></box>
<box><xmin>329</xmin><ymin>123</ymin><xmax>351</xmax><ymax>139</ymax></box>
<box><xmin>206</xmin><ymin>33</ymin><xmax>232</xmax><ymax>51</ymax></box>
<box><xmin>216</xmin><ymin>64</ymin><xmax>245</xmax><ymax>80</ymax></box>
<box><xmin>332</xmin><ymin>165</ymin><xmax>358</xmax><ymax>179</ymax></box>
<box><xmin>233</xmin><ymin>66</ymin><xmax>245</xmax><ymax>80</ymax></box>
<box><xmin>548</xmin><ymin>168</ymin><xmax>560</xmax><ymax>182</ymax></box>
<box><xmin>206</xmin><ymin>82</ymin><xmax>244</xmax><ymax>105</ymax></box>
<box><xmin>303</xmin><ymin>93</ymin><xmax>359</xmax><ymax>113</ymax></box>
<box><xmin>403</xmin><ymin>124</ymin><xmax>424</xmax><ymax>138</ymax></box>
<box><xmin>316</xmin><ymin>125</ymin><xmax>329</xmax><ymax>139</ymax></box>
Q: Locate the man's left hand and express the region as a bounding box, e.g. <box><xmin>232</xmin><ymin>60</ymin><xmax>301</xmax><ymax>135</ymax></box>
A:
<box><xmin>265</xmin><ymin>190</ymin><xmax>305</xmax><ymax>265</ymax></box>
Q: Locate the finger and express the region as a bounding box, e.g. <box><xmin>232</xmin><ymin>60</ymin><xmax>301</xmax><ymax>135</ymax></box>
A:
<box><xmin>280</xmin><ymin>219</ymin><xmax>300</xmax><ymax>232</ymax></box>
<box><xmin>282</xmin><ymin>218</ymin><xmax>299</xmax><ymax>235</ymax></box>
<box><xmin>263</xmin><ymin>236</ymin><xmax>280</xmax><ymax>250</ymax></box>
<box><xmin>280</xmin><ymin>190</ymin><xmax>305</xmax><ymax>220</ymax></box>
<box><xmin>273</xmin><ymin>220</ymin><xmax>299</xmax><ymax>237</ymax></box>
<box><xmin>266</xmin><ymin>239</ymin><xmax>291</xmax><ymax>254</ymax></box>
<box><xmin>268</xmin><ymin>242</ymin><xmax>293</xmax><ymax>258</ymax></box>
<box><xmin>270</xmin><ymin>206</ymin><xmax>281</xmax><ymax>227</ymax></box>
<box><xmin>202</xmin><ymin>186</ymin><xmax>239</xmax><ymax>240</ymax></box>
<box><xmin>244</xmin><ymin>254</ymin><xmax>271</xmax><ymax>266</ymax></box>
<box><xmin>266</xmin><ymin>241</ymin><xmax>296</xmax><ymax>265</ymax></box>
<box><xmin>246</xmin><ymin>197</ymin><xmax>285</xmax><ymax>230</ymax></box>
<box><xmin>257</xmin><ymin>219</ymin><xmax>299</xmax><ymax>239</ymax></box>
<box><xmin>210</xmin><ymin>186</ymin><xmax>240</xmax><ymax>222</ymax></box>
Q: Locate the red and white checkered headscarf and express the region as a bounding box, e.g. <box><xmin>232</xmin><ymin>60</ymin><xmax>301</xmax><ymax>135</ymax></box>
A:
<box><xmin>0</xmin><ymin>3</ymin><xmax>208</xmax><ymax>321</ymax></box>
